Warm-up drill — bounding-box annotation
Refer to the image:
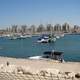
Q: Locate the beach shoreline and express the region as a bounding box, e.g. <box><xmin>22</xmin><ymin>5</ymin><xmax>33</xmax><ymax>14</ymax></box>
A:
<box><xmin>0</xmin><ymin>56</ymin><xmax>80</xmax><ymax>80</ymax></box>
<box><xmin>0</xmin><ymin>56</ymin><xmax>80</xmax><ymax>73</ymax></box>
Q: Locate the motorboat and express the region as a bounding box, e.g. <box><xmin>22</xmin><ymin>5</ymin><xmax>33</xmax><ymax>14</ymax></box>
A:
<box><xmin>8</xmin><ymin>36</ymin><xmax>18</xmax><ymax>40</ymax></box>
<box><xmin>29</xmin><ymin>56</ymin><xmax>42</xmax><ymax>59</ymax></box>
<box><xmin>37</xmin><ymin>37</ymin><xmax>49</xmax><ymax>43</ymax></box>
<box><xmin>17</xmin><ymin>35</ymin><xmax>31</xmax><ymax>39</ymax></box>
<box><xmin>8</xmin><ymin>34</ymin><xmax>32</xmax><ymax>40</ymax></box>
<box><xmin>37</xmin><ymin>34</ymin><xmax>56</xmax><ymax>43</ymax></box>
<box><xmin>56</xmin><ymin>36</ymin><xmax>60</xmax><ymax>39</ymax></box>
<box><xmin>29</xmin><ymin>50</ymin><xmax>64</xmax><ymax>62</ymax></box>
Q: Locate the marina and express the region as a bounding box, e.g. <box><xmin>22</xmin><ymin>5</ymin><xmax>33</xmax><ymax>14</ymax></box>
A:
<box><xmin>0</xmin><ymin>0</ymin><xmax>80</xmax><ymax>80</ymax></box>
<box><xmin>0</xmin><ymin>34</ymin><xmax>80</xmax><ymax>62</ymax></box>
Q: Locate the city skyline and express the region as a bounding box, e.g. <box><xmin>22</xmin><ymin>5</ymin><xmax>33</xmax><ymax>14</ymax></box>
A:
<box><xmin>0</xmin><ymin>0</ymin><xmax>80</xmax><ymax>28</ymax></box>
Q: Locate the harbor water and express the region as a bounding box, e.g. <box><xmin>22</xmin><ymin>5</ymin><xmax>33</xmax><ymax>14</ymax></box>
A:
<box><xmin>0</xmin><ymin>34</ymin><xmax>80</xmax><ymax>62</ymax></box>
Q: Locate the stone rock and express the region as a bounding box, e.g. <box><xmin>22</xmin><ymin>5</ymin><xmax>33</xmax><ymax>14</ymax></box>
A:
<box><xmin>75</xmin><ymin>73</ymin><xmax>80</xmax><ymax>78</ymax></box>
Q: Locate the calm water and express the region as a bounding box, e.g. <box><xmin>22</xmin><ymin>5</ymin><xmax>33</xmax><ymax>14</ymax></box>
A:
<box><xmin>0</xmin><ymin>35</ymin><xmax>80</xmax><ymax>62</ymax></box>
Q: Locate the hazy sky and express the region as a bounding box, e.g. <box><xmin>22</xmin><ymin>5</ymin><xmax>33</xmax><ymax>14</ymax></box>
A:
<box><xmin>0</xmin><ymin>0</ymin><xmax>80</xmax><ymax>28</ymax></box>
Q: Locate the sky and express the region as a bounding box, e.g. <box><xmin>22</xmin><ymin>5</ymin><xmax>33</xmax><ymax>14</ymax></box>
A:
<box><xmin>0</xmin><ymin>0</ymin><xmax>80</xmax><ymax>28</ymax></box>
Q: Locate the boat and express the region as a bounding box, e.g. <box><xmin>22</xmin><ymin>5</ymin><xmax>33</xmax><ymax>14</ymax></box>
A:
<box><xmin>17</xmin><ymin>35</ymin><xmax>31</xmax><ymax>39</ymax></box>
<box><xmin>8</xmin><ymin>34</ymin><xmax>20</xmax><ymax>40</ymax></box>
<box><xmin>8</xmin><ymin>36</ymin><xmax>18</xmax><ymax>40</ymax></box>
<box><xmin>52</xmin><ymin>38</ymin><xmax>56</xmax><ymax>42</ymax></box>
<box><xmin>29</xmin><ymin>50</ymin><xmax>64</xmax><ymax>62</ymax></box>
<box><xmin>37</xmin><ymin>37</ymin><xmax>49</xmax><ymax>43</ymax></box>
<box><xmin>60</xmin><ymin>34</ymin><xmax>64</xmax><ymax>37</ymax></box>
<box><xmin>37</xmin><ymin>34</ymin><xmax>56</xmax><ymax>43</ymax></box>
<box><xmin>56</xmin><ymin>36</ymin><xmax>60</xmax><ymax>39</ymax></box>
<box><xmin>43</xmin><ymin>51</ymin><xmax>63</xmax><ymax>60</ymax></box>
<box><xmin>8</xmin><ymin>34</ymin><xmax>32</xmax><ymax>40</ymax></box>
<box><xmin>29</xmin><ymin>56</ymin><xmax>42</xmax><ymax>59</ymax></box>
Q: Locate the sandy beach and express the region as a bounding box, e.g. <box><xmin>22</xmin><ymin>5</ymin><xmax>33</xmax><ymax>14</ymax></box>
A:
<box><xmin>0</xmin><ymin>56</ymin><xmax>80</xmax><ymax>73</ymax></box>
<box><xmin>0</xmin><ymin>56</ymin><xmax>80</xmax><ymax>80</ymax></box>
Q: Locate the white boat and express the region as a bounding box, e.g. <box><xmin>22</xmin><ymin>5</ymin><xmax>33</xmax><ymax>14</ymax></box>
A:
<box><xmin>8</xmin><ymin>34</ymin><xmax>32</xmax><ymax>40</ymax></box>
<box><xmin>60</xmin><ymin>34</ymin><xmax>64</xmax><ymax>37</ymax></box>
<box><xmin>9</xmin><ymin>36</ymin><xmax>18</xmax><ymax>40</ymax></box>
<box><xmin>52</xmin><ymin>38</ymin><xmax>56</xmax><ymax>42</ymax></box>
<box><xmin>29</xmin><ymin>56</ymin><xmax>42</xmax><ymax>59</ymax></box>
<box><xmin>43</xmin><ymin>36</ymin><xmax>49</xmax><ymax>39</ymax></box>
<box><xmin>37</xmin><ymin>34</ymin><xmax>56</xmax><ymax>43</ymax></box>
<box><xmin>29</xmin><ymin>50</ymin><xmax>64</xmax><ymax>62</ymax></box>
<box><xmin>37</xmin><ymin>38</ymin><xmax>49</xmax><ymax>43</ymax></box>
<box><xmin>56</xmin><ymin>36</ymin><xmax>60</xmax><ymax>39</ymax></box>
<box><xmin>19</xmin><ymin>35</ymin><xmax>31</xmax><ymax>39</ymax></box>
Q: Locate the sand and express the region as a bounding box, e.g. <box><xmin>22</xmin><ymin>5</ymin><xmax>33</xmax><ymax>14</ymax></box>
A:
<box><xmin>0</xmin><ymin>56</ymin><xmax>80</xmax><ymax>73</ymax></box>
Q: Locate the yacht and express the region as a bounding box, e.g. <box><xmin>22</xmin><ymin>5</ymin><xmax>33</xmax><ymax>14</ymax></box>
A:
<box><xmin>37</xmin><ymin>34</ymin><xmax>56</xmax><ymax>43</ymax></box>
<box><xmin>37</xmin><ymin>37</ymin><xmax>49</xmax><ymax>43</ymax></box>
